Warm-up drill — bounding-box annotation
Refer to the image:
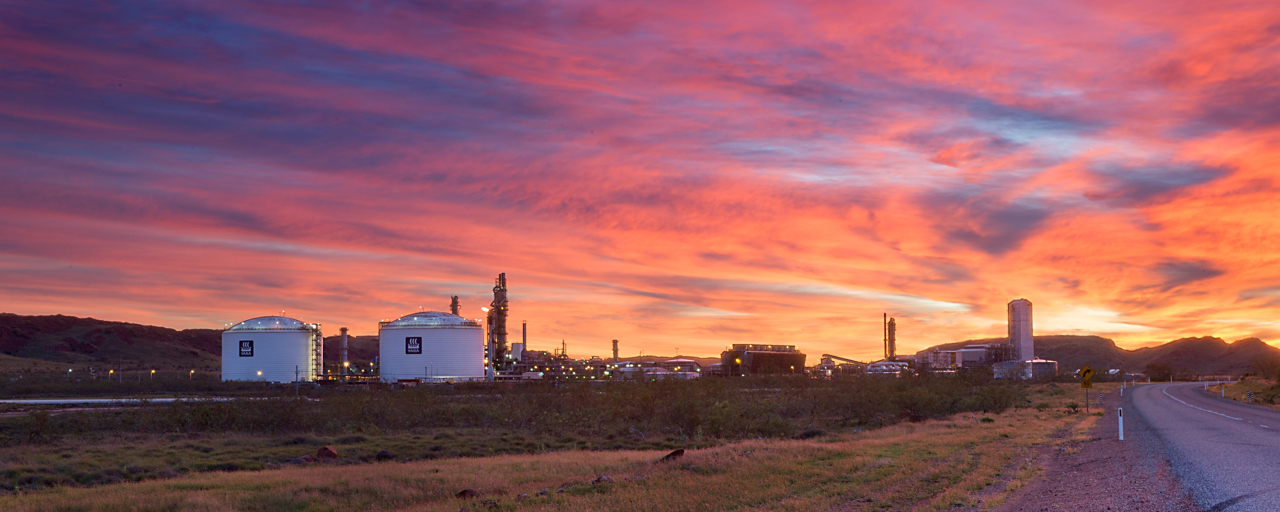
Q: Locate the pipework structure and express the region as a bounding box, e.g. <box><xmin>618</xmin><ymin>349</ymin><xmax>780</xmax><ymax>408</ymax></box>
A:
<box><xmin>486</xmin><ymin>273</ymin><xmax>510</xmax><ymax>375</ymax></box>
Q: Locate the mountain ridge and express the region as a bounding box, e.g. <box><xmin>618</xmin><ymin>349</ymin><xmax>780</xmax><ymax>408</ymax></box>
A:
<box><xmin>917</xmin><ymin>334</ymin><xmax>1280</xmax><ymax>375</ymax></box>
<box><xmin>3</xmin><ymin>313</ymin><xmax>1276</xmax><ymax>375</ymax></box>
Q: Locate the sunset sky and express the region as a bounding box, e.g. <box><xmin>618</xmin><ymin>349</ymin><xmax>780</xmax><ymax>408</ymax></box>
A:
<box><xmin>4</xmin><ymin>1</ymin><xmax>1280</xmax><ymax>361</ymax></box>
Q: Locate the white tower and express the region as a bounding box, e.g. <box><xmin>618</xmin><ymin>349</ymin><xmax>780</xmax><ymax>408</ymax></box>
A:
<box><xmin>1008</xmin><ymin>299</ymin><xmax>1033</xmax><ymax>361</ymax></box>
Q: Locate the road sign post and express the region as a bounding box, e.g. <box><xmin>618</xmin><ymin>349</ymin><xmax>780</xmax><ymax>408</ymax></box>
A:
<box><xmin>1080</xmin><ymin>365</ymin><xmax>1094</xmax><ymax>413</ymax></box>
<box><xmin>1118</xmin><ymin>408</ymin><xmax>1124</xmax><ymax>441</ymax></box>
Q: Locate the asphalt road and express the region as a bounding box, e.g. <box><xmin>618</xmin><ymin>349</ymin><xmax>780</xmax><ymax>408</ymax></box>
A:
<box><xmin>1129</xmin><ymin>382</ymin><xmax>1280</xmax><ymax>512</ymax></box>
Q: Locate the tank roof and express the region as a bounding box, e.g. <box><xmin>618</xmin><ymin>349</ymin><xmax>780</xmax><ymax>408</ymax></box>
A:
<box><xmin>383</xmin><ymin>311</ymin><xmax>480</xmax><ymax>328</ymax></box>
<box><xmin>226</xmin><ymin>316</ymin><xmax>316</xmax><ymax>332</ymax></box>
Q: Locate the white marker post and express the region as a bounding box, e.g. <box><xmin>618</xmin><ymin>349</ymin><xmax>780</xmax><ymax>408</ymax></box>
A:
<box><xmin>1118</xmin><ymin>408</ymin><xmax>1124</xmax><ymax>441</ymax></box>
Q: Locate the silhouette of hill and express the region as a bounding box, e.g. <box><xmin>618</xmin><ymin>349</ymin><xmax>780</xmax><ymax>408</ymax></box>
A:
<box><xmin>0</xmin><ymin>313</ymin><xmax>725</xmax><ymax>374</ymax></box>
<box><xmin>920</xmin><ymin>334</ymin><xmax>1280</xmax><ymax>375</ymax></box>
<box><xmin>0</xmin><ymin>313</ymin><xmax>221</xmax><ymax>371</ymax></box>
<box><xmin>8</xmin><ymin>313</ymin><xmax>1276</xmax><ymax>377</ymax></box>
<box><xmin>1131</xmin><ymin>336</ymin><xmax>1280</xmax><ymax>374</ymax></box>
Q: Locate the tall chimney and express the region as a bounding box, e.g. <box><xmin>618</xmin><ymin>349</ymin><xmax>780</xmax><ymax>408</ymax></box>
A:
<box><xmin>340</xmin><ymin>327</ymin><xmax>349</xmax><ymax>376</ymax></box>
<box><xmin>887</xmin><ymin>318</ymin><xmax>897</xmax><ymax>361</ymax></box>
<box><xmin>612</xmin><ymin>339</ymin><xmax>619</xmax><ymax>363</ymax></box>
<box><xmin>883</xmin><ymin>313</ymin><xmax>887</xmax><ymax>360</ymax></box>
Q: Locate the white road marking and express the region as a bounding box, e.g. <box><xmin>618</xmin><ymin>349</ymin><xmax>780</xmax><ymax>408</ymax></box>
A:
<box><xmin>1163</xmin><ymin>386</ymin><xmax>1243</xmax><ymax>421</ymax></box>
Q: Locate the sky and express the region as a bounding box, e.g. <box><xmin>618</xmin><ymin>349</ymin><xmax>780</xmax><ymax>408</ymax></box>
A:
<box><xmin>3</xmin><ymin>1</ymin><xmax>1280</xmax><ymax>361</ymax></box>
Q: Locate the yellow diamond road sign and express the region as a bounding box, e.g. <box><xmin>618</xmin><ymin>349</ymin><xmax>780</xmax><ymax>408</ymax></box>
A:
<box><xmin>1081</xmin><ymin>365</ymin><xmax>1094</xmax><ymax>388</ymax></box>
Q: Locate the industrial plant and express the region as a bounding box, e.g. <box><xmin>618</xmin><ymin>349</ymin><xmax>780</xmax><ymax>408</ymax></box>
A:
<box><xmin>219</xmin><ymin>274</ymin><xmax>1056</xmax><ymax>384</ymax></box>
<box><xmin>914</xmin><ymin>298</ymin><xmax>1059</xmax><ymax>379</ymax></box>
<box><xmin>718</xmin><ymin>344</ymin><xmax>806</xmax><ymax>376</ymax></box>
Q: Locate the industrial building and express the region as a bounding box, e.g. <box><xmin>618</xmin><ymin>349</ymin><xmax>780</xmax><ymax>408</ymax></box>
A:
<box><xmin>378</xmin><ymin>311</ymin><xmax>484</xmax><ymax>382</ymax></box>
<box><xmin>866</xmin><ymin>360</ymin><xmax>911</xmax><ymax>376</ymax></box>
<box><xmin>916</xmin><ymin>344</ymin><xmax>1015</xmax><ymax>371</ymax></box>
<box><xmin>994</xmin><ymin>359</ymin><xmax>1059</xmax><ymax>379</ymax></box>
<box><xmin>608</xmin><ymin>358</ymin><xmax>703</xmax><ymax>381</ymax></box>
<box><xmin>720</xmin><ymin>344</ymin><xmax>806</xmax><ymax>376</ymax></box>
<box><xmin>221</xmin><ymin>316</ymin><xmax>323</xmax><ymax>383</ymax></box>
<box><xmin>511</xmin><ymin>346</ymin><xmax>608</xmax><ymax>380</ymax></box>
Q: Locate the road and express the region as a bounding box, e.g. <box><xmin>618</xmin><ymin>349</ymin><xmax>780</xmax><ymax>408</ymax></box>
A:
<box><xmin>1129</xmin><ymin>382</ymin><xmax>1280</xmax><ymax>511</ymax></box>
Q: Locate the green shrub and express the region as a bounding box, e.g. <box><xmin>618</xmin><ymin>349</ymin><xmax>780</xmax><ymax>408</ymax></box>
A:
<box><xmin>0</xmin><ymin>376</ymin><xmax>1031</xmax><ymax>446</ymax></box>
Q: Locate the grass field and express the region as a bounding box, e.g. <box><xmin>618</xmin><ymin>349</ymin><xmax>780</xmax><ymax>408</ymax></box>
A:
<box><xmin>0</xmin><ymin>354</ymin><xmax>75</xmax><ymax>372</ymax></box>
<box><xmin>0</xmin><ymin>382</ymin><xmax>1109</xmax><ymax>511</ymax></box>
<box><xmin>0</xmin><ymin>428</ymin><xmax>707</xmax><ymax>489</ymax></box>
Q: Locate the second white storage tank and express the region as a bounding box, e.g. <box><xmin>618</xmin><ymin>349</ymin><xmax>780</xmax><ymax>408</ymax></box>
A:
<box><xmin>379</xmin><ymin>311</ymin><xmax>483</xmax><ymax>381</ymax></box>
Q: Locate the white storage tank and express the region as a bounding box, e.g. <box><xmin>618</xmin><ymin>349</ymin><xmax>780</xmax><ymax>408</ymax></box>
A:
<box><xmin>379</xmin><ymin>311</ymin><xmax>483</xmax><ymax>382</ymax></box>
<box><xmin>1007</xmin><ymin>299</ymin><xmax>1033</xmax><ymax>361</ymax></box>
<box><xmin>222</xmin><ymin>316</ymin><xmax>323</xmax><ymax>382</ymax></box>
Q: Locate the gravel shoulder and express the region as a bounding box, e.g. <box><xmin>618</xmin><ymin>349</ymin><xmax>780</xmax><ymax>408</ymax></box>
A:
<box><xmin>995</xmin><ymin>387</ymin><xmax>1200</xmax><ymax>512</ymax></box>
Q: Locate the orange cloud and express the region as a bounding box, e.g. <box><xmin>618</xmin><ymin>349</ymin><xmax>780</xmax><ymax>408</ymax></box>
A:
<box><xmin>2</xmin><ymin>1</ymin><xmax>1279</xmax><ymax>362</ymax></box>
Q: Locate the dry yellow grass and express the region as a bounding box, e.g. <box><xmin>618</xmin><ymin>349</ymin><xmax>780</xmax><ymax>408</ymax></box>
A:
<box><xmin>1</xmin><ymin>384</ymin><xmax>1099</xmax><ymax>512</ymax></box>
<box><xmin>1213</xmin><ymin>379</ymin><xmax>1280</xmax><ymax>411</ymax></box>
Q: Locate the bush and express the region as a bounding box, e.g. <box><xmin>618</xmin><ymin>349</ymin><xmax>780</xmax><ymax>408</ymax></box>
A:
<box><xmin>1144</xmin><ymin>363</ymin><xmax>1174</xmax><ymax>382</ymax></box>
<box><xmin>0</xmin><ymin>376</ymin><xmax>1029</xmax><ymax>445</ymax></box>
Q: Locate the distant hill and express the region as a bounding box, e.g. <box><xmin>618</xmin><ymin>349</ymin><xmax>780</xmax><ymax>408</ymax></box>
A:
<box><xmin>919</xmin><ymin>334</ymin><xmax>1280</xmax><ymax>375</ymax></box>
<box><xmin>0</xmin><ymin>313</ymin><xmax>727</xmax><ymax>374</ymax></box>
<box><xmin>0</xmin><ymin>313</ymin><xmax>221</xmax><ymax>371</ymax></box>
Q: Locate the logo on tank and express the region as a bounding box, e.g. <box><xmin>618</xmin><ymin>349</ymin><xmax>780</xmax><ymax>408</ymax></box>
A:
<box><xmin>406</xmin><ymin>337</ymin><xmax>422</xmax><ymax>354</ymax></box>
<box><xmin>239</xmin><ymin>340</ymin><xmax>254</xmax><ymax>357</ymax></box>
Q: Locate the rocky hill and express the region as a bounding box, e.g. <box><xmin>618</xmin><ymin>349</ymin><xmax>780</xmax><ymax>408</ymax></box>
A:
<box><xmin>920</xmin><ymin>334</ymin><xmax>1280</xmax><ymax>375</ymax></box>
<box><xmin>0</xmin><ymin>313</ymin><xmax>221</xmax><ymax>371</ymax></box>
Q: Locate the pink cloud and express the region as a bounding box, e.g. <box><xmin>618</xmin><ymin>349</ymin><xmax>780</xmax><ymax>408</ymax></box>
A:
<box><xmin>2</xmin><ymin>1</ymin><xmax>1280</xmax><ymax>362</ymax></box>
